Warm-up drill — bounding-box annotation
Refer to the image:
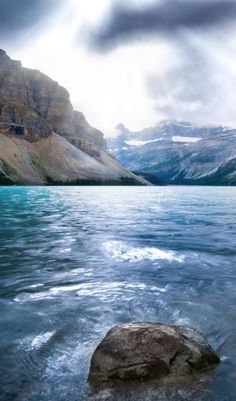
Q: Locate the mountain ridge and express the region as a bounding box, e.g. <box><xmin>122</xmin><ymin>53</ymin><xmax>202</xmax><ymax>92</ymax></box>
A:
<box><xmin>108</xmin><ymin>120</ymin><xmax>236</xmax><ymax>185</ymax></box>
<box><xmin>0</xmin><ymin>49</ymin><xmax>147</xmax><ymax>185</ymax></box>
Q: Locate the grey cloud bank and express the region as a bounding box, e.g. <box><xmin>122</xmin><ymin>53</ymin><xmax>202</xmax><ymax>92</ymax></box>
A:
<box><xmin>87</xmin><ymin>0</ymin><xmax>236</xmax><ymax>50</ymax></box>
<box><xmin>0</xmin><ymin>0</ymin><xmax>62</xmax><ymax>39</ymax></box>
<box><xmin>81</xmin><ymin>0</ymin><xmax>236</xmax><ymax>127</ymax></box>
<box><xmin>146</xmin><ymin>37</ymin><xmax>236</xmax><ymax>125</ymax></box>
<box><xmin>1</xmin><ymin>0</ymin><xmax>236</xmax><ymax>131</ymax></box>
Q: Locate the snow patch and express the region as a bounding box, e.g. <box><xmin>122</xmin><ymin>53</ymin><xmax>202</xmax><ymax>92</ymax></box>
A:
<box><xmin>125</xmin><ymin>138</ymin><xmax>163</xmax><ymax>147</ymax></box>
<box><xmin>172</xmin><ymin>136</ymin><xmax>202</xmax><ymax>143</ymax></box>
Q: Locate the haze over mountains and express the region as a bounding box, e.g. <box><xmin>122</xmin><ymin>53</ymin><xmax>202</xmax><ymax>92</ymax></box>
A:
<box><xmin>0</xmin><ymin>49</ymin><xmax>235</xmax><ymax>187</ymax></box>
<box><xmin>0</xmin><ymin>50</ymin><xmax>145</xmax><ymax>185</ymax></box>
<box><xmin>108</xmin><ymin>121</ymin><xmax>236</xmax><ymax>185</ymax></box>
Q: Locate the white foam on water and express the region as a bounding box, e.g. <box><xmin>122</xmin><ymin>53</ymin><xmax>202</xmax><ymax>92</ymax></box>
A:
<box><xmin>221</xmin><ymin>356</ymin><xmax>229</xmax><ymax>361</ymax></box>
<box><xmin>103</xmin><ymin>241</ymin><xmax>184</xmax><ymax>263</ymax></box>
<box><xmin>150</xmin><ymin>286</ymin><xmax>168</xmax><ymax>293</ymax></box>
<box><xmin>19</xmin><ymin>331</ymin><xmax>56</xmax><ymax>351</ymax></box>
<box><xmin>14</xmin><ymin>281</ymin><xmax>142</xmax><ymax>301</ymax></box>
<box><xmin>31</xmin><ymin>331</ymin><xmax>56</xmax><ymax>349</ymax></box>
<box><xmin>27</xmin><ymin>283</ymin><xmax>44</xmax><ymax>289</ymax></box>
<box><xmin>59</xmin><ymin>248</ymin><xmax>72</xmax><ymax>253</ymax></box>
<box><xmin>50</xmin><ymin>283</ymin><xmax>85</xmax><ymax>295</ymax></box>
<box><xmin>75</xmin><ymin>281</ymin><xmax>124</xmax><ymax>297</ymax></box>
<box><xmin>14</xmin><ymin>291</ymin><xmax>53</xmax><ymax>302</ymax></box>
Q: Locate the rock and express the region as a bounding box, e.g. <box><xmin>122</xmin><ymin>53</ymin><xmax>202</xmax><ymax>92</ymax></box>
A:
<box><xmin>88</xmin><ymin>322</ymin><xmax>220</xmax><ymax>385</ymax></box>
<box><xmin>73</xmin><ymin>111</ymin><xmax>106</xmax><ymax>150</ymax></box>
<box><xmin>0</xmin><ymin>48</ymin><xmax>105</xmax><ymax>149</ymax></box>
<box><xmin>0</xmin><ymin>132</ymin><xmax>149</xmax><ymax>185</ymax></box>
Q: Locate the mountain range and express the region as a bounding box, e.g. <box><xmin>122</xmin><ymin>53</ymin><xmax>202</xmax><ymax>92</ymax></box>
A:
<box><xmin>1</xmin><ymin>49</ymin><xmax>235</xmax><ymax>187</ymax></box>
<box><xmin>107</xmin><ymin>121</ymin><xmax>236</xmax><ymax>185</ymax></box>
<box><xmin>0</xmin><ymin>50</ymin><xmax>146</xmax><ymax>185</ymax></box>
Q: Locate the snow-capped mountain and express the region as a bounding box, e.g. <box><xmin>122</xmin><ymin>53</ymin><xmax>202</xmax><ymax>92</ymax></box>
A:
<box><xmin>107</xmin><ymin>121</ymin><xmax>236</xmax><ymax>185</ymax></box>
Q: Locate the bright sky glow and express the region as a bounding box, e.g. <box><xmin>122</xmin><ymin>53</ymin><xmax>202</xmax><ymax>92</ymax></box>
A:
<box><xmin>5</xmin><ymin>0</ymin><xmax>236</xmax><ymax>136</ymax></box>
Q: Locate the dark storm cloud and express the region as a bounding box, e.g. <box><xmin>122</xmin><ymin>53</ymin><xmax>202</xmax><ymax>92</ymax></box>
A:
<box><xmin>0</xmin><ymin>0</ymin><xmax>61</xmax><ymax>39</ymax></box>
<box><xmin>88</xmin><ymin>0</ymin><xmax>236</xmax><ymax>50</ymax></box>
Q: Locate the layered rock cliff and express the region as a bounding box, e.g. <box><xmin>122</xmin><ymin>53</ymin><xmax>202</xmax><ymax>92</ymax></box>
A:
<box><xmin>0</xmin><ymin>49</ymin><xmax>105</xmax><ymax>147</ymax></box>
<box><xmin>0</xmin><ymin>49</ymin><xmax>146</xmax><ymax>185</ymax></box>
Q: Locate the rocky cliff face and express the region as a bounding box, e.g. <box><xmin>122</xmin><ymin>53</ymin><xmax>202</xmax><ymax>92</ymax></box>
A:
<box><xmin>0</xmin><ymin>49</ymin><xmax>147</xmax><ymax>185</ymax></box>
<box><xmin>108</xmin><ymin>121</ymin><xmax>236</xmax><ymax>185</ymax></box>
<box><xmin>0</xmin><ymin>49</ymin><xmax>105</xmax><ymax>148</ymax></box>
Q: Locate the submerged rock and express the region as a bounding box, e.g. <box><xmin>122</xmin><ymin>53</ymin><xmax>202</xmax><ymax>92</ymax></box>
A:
<box><xmin>88</xmin><ymin>322</ymin><xmax>220</xmax><ymax>385</ymax></box>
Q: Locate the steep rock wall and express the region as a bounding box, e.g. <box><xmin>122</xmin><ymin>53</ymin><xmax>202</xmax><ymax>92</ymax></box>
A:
<box><xmin>0</xmin><ymin>49</ymin><xmax>105</xmax><ymax>149</ymax></box>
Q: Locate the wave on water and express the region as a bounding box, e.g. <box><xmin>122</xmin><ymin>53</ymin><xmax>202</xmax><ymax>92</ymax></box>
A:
<box><xmin>19</xmin><ymin>331</ymin><xmax>56</xmax><ymax>351</ymax></box>
<box><xmin>103</xmin><ymin>241</ymin><xmax>184</xmax><ymax>263</ymax></box>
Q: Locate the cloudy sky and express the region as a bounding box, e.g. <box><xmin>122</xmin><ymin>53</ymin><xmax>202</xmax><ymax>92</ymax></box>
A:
<box><xmin>1</xmin><ymin>0</ymin><xmax>236</xmax><ymax>135</ymax></box>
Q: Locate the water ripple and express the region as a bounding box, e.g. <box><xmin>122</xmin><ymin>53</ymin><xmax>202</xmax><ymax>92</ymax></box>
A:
<box><xmin>103</xmin><ymin>240</ymin><xmax>185</xmax><ymax>263</ymax></box>
<box><xmin>0</xmin><ymin>186</ymin><xmax>236</xmax><ymax>401</ymax></box>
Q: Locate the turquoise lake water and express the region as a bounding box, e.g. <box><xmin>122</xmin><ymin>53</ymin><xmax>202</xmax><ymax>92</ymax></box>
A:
<box><xmin>0</xmin><ymin>186</ymin><xmax>236</xmax><ymax>401</ymax></box>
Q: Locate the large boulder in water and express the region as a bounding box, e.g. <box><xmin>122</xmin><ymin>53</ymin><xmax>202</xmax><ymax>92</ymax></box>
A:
<box><xmin>88</xmin><ymin>322</ymin><xmax>220</xmax><ymax>385</ymax></box>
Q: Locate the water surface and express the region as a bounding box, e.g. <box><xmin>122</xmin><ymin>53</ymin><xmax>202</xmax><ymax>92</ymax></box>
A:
<box><xmin>0</xmin><ymin>186</ymin><xmax>236</xmax><ymax>401</ymax></box>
